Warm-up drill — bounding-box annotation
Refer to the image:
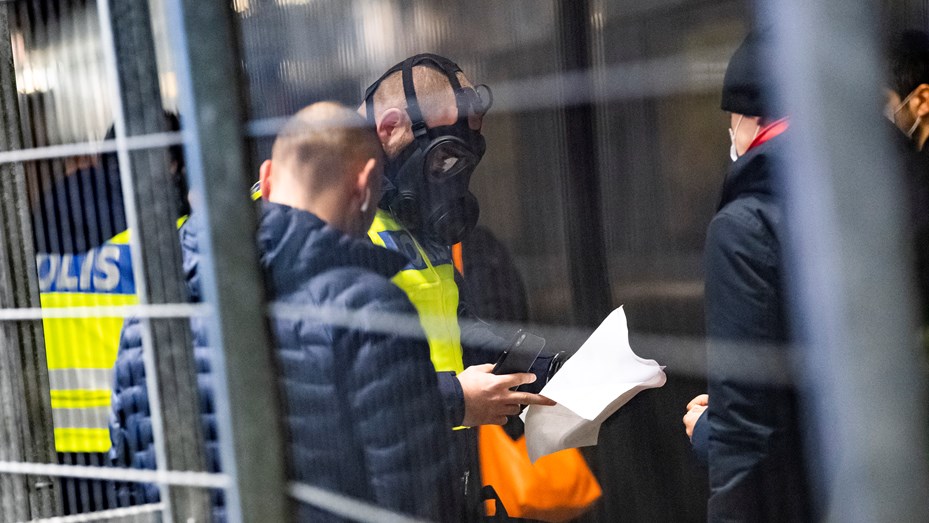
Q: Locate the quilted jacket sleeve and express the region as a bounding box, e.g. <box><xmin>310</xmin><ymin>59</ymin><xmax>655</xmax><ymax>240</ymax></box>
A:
<box><xmin>108</xmin><ymin>316</ymin><xmax>160</xmax><ymax>505</ymax></box>
<box><xmin>109</xmin><ymin>320</ymin><xmax>221</xmax><ymax>516</ymax></box>
<box><xmin>336</xmin><ymin>274</ymin><xmax>459</xmax><ymax>522</ymax></box>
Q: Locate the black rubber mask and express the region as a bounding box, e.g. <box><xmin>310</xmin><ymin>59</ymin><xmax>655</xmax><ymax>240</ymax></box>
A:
<box><xmin>364</xmin><ymin>53</ymin><xmax>492</xmax><ymax>245</ymax></box>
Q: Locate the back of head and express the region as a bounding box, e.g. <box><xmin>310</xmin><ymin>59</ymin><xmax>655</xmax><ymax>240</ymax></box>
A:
<box><xmin>887</xmin><ymin>29</ymin><xmax>929</xmax><ymax>96</ymax></box>
<box><xmin>101</xmin><ymin>111</ymin><xmax>188</xmax><ymax>217</ymax></box>
<box><xmin>272</xmin><ymin>102</ymin><xmax>383</xmax><ymax>195</ymax></box>
<box><xmin>722</xmin><ymin>29</ymin><xmax>784</xmax><ymax>118</ymax></box>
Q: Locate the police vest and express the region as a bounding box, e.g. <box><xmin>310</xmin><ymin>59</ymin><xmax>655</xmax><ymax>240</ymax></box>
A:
<box><xmin>37</xmin><ymin>217</ymin><xmax>187</xmax><ymax>453</ymax></box>
<box><xmin>368</xmin><ymin>210</ymin><xmax>464</xmax><ymax>374</ymax></box>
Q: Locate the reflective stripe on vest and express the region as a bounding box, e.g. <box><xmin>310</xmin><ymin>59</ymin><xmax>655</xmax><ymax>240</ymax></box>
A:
<box><xmin>38</xmin><ymin>216</ymin><xmax>188</xmax><ymax>453</ymax></box>
<box><xmin>368</xmin><ymin>210</ymin><xmax>464</xmax><ymax>374</ymax></box>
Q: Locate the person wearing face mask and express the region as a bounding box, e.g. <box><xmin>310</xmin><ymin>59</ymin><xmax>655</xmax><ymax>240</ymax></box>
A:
<box><xmin>680</xmin><ymin>30</ymin><xmax>813</xmax><ymax>522</ymax></box>
<box><xmin>887</xmin><ymin>31</ymin><xmax>929</xmax><ymax>149</ymax></box>
<box><xmin>360</xmin><ymin>54</ymin><xmax>556</xmax><ymax>519</ymax></box>
<box><xmin>885</xmin><ymin>29</ymin><xmax>929</xmax><ymax>355</ymax></box>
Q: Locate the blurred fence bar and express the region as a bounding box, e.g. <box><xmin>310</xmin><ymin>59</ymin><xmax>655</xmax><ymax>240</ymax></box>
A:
<box><xmin>99</xmin><ymin>0</ymin><xmax>209</xmax><ymax>518</ymax></box>
<box><xmin>162</xmin><ymin>0</ymin><xmax>290</xmax><ymax>521</ymax></box>
<box><xmin>766</xmin><ymin>0</ymin><xmax>929</xmax><ymax>520</ymax></box>
<box><xmin>0</xmin><ymin>2</ymin><xmax>60</xmax><ymax>519</ymax></box>
<box><xmin>555</xmin><ymin>0</ymin><xmax>612</xmax><ymax>327</ymax></box>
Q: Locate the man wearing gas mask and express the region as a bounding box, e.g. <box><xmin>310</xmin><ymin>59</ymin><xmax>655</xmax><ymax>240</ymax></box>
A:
<box><xmin>361</xmin><ymin>54</ymin><xmax>555</xmax><ymax>516</ymax></box>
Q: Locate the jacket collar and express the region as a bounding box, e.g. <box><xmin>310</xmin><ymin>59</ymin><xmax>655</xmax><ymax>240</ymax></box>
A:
<box><xmin>718</xmin><ymin>131</ymin><xmax>788</xmax><ymax>211</ymax></box>
<box><xmin>747</xmin><ymin>117</ymin><xmax>789</xmax><ymax>151</ymax></box>
<box><xmin>258</xmin><ymin>201</ymin><xmax>409</xmax><ymax>282</ymax></box>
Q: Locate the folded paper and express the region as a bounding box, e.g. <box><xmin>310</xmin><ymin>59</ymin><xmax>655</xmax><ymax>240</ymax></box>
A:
<box><xmin>522</xmin><ymin>306</ymin><xmax>666</xmax><ymax>462</ymax></box>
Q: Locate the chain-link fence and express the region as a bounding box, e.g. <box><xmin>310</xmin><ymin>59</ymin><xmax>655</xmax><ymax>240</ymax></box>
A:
<box><xmin>0</xmin><ymin>0</ymin><xmax>927</xmax><ymax>522</ymax></box>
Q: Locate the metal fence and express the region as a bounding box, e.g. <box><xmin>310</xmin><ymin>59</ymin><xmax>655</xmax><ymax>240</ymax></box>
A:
<box><xmin>0</xmin><ymin>0</ymin><xmax>927</xmax><ymax>521</ymax></box>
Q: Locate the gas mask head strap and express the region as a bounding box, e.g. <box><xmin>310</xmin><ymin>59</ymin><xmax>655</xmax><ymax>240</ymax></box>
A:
<box><xmin>363</xmin><ymin>53</ymin><xmax>466</xmax><ymax>133</ymax></box>
<box><xmin>403</xmin><ymin>55</ymin><xmax>466</xmax><ymax>140</ymax></box>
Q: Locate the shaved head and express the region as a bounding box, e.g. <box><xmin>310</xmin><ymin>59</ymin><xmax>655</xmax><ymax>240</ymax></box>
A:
<box><xmin>262</xmin><ymin>102</ymin><xmax>384</xmax><ymax>236</ymax></box>
<box><xmin>272</xmin><ymin>102</ymin><xmax>384</xmax><ymax>195</ymax></box>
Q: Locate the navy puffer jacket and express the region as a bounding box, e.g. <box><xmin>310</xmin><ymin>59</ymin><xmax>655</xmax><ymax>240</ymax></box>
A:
<box><xmin>261</xmin><ymin>202</ymin><xmax>458</xmax><ymax>521</ymax></box>
<box><xmin>110</xmin><ymin>202</ymin><xmax>458</xmax><ymax>522</ymax></box>
<box><xmin>108</xmin><ymin>215</ymin><xmax>223</xmax><ymax>517</ymax></box>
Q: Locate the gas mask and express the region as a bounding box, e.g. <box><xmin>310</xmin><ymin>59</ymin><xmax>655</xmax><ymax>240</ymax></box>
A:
<box><xmin>364</xmin><ymin>54</ymin><xmax>492</xmax><ymax>245</ymax></box>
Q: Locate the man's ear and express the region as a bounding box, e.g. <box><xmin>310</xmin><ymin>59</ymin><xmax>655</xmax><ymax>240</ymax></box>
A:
<box><xmin>376</xmin><ymin>108</ymin><xmax>406</xmax><ymax>147</ymax></box>
<box><xmin>912</xmin><ymin>84</ymin><xmax>929</xmax><ymax>118</ymax></box>
<box><xmin>355</xmin><ymin>158</ymin><xmax>377</xmax><ymax>201</ymax></box>
<box><xmin>258</xmin><ymin>159</ymin><xmax>273</xmax><ymax>200</ymax></box>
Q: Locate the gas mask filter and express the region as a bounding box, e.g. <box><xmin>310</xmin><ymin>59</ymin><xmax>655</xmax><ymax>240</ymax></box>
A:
<box><xmin>364</xmin><ymin>53</ymin><xmax>492</xmax><ymax>245</ymax></box>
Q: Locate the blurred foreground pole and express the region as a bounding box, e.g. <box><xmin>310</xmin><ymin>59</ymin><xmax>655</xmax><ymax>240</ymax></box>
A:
<box><xmin>555</xmin><ymin>0</ymin><xmax>613</xmax><ymax>326</ymax></box>
<box><xmin>0</xmin><ymin>4</ymin><xmax>60</xmax><ymax>519</ymax></box>
<box><xmin>160</xmin><ymin>0</ymin><xmax>290</xmax><ymax>522</ymax></box>
<box><xmin>764</xmin><ymin>1</ymin><xmax>929</xmax><ymax>521</ymax></box>
<box><xmin>100</xmin><ymin>0</ymin><xmax>211</xmax><ymax>519</ymax></box>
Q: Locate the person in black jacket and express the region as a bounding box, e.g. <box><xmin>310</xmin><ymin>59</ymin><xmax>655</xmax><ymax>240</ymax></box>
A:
<box><xmin>884</xmin><ymin>29</ymin><xmax>929</xmax><ymax>350</ymax></box>
<box><xmin>682</xmin><ymin>30</ymin><xmax>812</xmax><ymax>521</ymax></box>
<box><xmin>110</xmin><ymin>102</ymin><xmax>458</xmax><ymax>521</ymax></box>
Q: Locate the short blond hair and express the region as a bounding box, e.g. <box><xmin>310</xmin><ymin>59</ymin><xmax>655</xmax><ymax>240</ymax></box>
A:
<box><xmin>272</xmin><ymin>102</ymin><xmax>383</xmax><ymax>194</ymax></box>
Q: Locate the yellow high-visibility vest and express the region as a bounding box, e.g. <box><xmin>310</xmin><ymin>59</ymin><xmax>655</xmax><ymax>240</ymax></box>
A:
<box><xmin>38</xmin><ymin>230</ymin><xmax>134</xmax><ymax>453</ymax></box>
<box><xmin>368</xmin><ymin>210</ymin><xmax>464</xmax><ymax>374</ymax></box>
<box><xmin>38</xmin><ymin>217</ymin><xmax>187</xmax><ymax>453</ymax></box>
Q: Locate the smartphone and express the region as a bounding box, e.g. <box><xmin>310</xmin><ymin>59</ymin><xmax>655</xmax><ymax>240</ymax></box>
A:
<box><xmin>492</xmin><ymin>330</ymin><xmax>546</xmax><ymax>375</ymax></box>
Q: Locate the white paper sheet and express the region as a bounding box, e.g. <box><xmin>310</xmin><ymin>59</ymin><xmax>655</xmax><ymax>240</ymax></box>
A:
<box><xmin>521</xmin><ymin>306</ymin><xmax>666</xmax><ymax>462</ymax></box>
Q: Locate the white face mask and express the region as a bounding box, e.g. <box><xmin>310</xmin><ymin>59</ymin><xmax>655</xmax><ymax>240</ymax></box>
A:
<box><xmin>909</xmin><ymin>116</ymin><xmax>922</xmax><ymax>139</ymax></box>
<box><xmin>888</xmin><ymin>89</ymin><xmax>922</xmax><ymax>138</ymax></box>
<box><xmin>728</xmin><ymin>114</ymin><xmax>763</xmax><ymax>162</ymax></box>
<box><xmin>729</xmin><ymin>115</ymin><xmax>744</xmax><ymax>162</ymax></box>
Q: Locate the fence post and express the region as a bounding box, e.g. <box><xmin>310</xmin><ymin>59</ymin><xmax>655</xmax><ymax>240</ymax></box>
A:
<box><xmin>765</xmin><ymin>1</ymin><xmax>929</xmax><ymax>520</ymax></box>
<box><xmin>0</xmin><ymin>3</ymin><xmax>61</xmax><ymax>519</ymax></box>
<box><xmin>555</xmin><ymin>0</ymin><xmax>613</xmax><ymax>328</ymax></box>
<box><xmin>160</xmin><ymin>0</ymin><xmax>291</xmax><ymax>521</ymax></box>
<box><xmin>97</xmin><ymin>0</ymin><xmax>212</xmax><ymax>518</ymax></box>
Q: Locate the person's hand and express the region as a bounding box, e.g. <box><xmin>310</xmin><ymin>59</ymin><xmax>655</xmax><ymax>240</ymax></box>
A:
<box><xmin>683</xmin><ymin>394</ymin><xmax>708</xmax><ymax>441</ymax></box>
<box><xmin>457</xmin><ymin>364</ymin><xmax>557</xmax><ymax>426</ymax></box>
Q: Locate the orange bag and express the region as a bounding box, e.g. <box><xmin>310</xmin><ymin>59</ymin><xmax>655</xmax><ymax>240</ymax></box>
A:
<box><xmin>479</xmin><ymin>424</ymin><xmax>602</xmax><ymax>522</ymax></box>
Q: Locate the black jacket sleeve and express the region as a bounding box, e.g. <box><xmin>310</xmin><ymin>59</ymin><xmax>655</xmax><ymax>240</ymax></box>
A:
<box><xmin>704</xmin><ymin>210</ymin><xmax>800</xmax><ymax>521</ymax></box>
<box><xmin>691</xmin><ymin>411</ymin><xmax>709</xmax><ymax>466</ymax></box>
<box><xmin>435</xmin><ymin>371</ymin><xmax>465</xmax><ymax>427</ymax></box>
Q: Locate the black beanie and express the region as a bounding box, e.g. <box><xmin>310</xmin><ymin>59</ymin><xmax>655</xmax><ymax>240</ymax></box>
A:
<box><xmin>721</xmin><ymin>30</ymin><xmax>782</xmax><ymax>118</ymax></box>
